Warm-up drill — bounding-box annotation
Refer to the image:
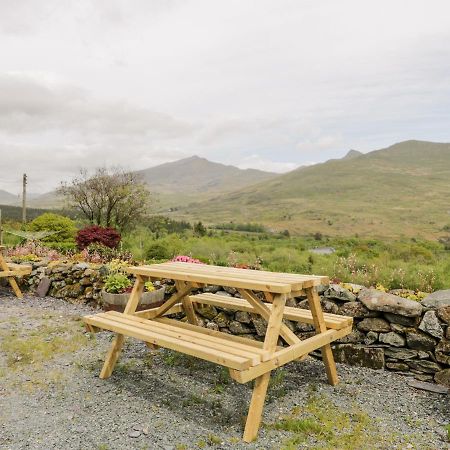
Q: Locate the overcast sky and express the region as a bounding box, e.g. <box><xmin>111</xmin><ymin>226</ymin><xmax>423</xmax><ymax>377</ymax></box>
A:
<box><xmin>1</xmin><ymin>0</ymin><xmax>450</xmax><ymax>194</ymax></box>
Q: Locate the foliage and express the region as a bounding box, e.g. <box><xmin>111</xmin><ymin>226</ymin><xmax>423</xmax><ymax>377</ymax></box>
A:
<box><xmin>76</xmin><ymin>225</ymin><xmax>121</xmax><ymax>250</ymax></box>
<box><xmin>0</xmin><ymin>204</ymin><xmax>73</xmax><ymax>222</ymax></box>
<box><xmin>6</xmin><ymin>242</ymin><xmax>62</xmax><ymax>261</ymax></box>
<box><xmin>103</xmin><ymin>273</ymin><xmax>132</xmax><ymax>294</ymax></box>
<box><xmin>144</xmin><ymin>281</ymin><xmax>155</xmax><ymax>292</ymax></box>
<box><xmin>193</xmin><ymin>221</ymin><xmax>207</xmax><ymax>236</ymax></box>
<box><xmin>28</xmin><ymin>213</ymin><xmax>76</xmax><ymax>243</ymax></box>
<box><xmin>213</xmin><ymin>222</ymin><xmax>267</xmax><ymax>233</ymax></box>
<box><xmin>120</xmin><ymin>228</ymin><xmax>450</xmax><ymax>291</ymax></box>
<box><xmin>75</xmin><ymin>243</ymin><xmax>133</xmax><ymax>264</ymax></box>
<box><xmin>145</xmin><ymin>216</ymin><xmax>192</xmax><ymax>234</ymax></box>
<box><xmin>59</xmin><ymin>167</ymin><xmax>150</xmax><ymax>231</ymax></box>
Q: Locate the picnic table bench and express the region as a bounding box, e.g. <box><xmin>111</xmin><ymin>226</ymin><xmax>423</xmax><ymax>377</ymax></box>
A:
<box><xmin>83</xmin><ymin>262</ymin><xmax>352</xmax><ymax>442</ymax></box>
<box><xmin>0</xmin><ymin>245</ymin><xmax>32</xmax><ymax>298</ymax></box>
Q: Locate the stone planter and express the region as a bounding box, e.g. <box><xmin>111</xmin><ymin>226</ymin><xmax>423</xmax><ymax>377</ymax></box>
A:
<box><xmin>101</xmin><ymin>286</ymin><xmax>166</xmax><ymax>312</ymax></box>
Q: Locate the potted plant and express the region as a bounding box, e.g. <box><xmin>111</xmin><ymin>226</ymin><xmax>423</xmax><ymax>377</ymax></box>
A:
<box><xmin>101</xmin><ymin>262</ymin><xmax>165</xmax><ymax>312</ymax></box>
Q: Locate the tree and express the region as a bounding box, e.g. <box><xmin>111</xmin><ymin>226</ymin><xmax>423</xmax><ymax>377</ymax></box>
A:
<box><xmin>193</xmin><ymin>221</ymin><xmax>207</xmax><ymax>236</ymax></box>
<box><xmin>59</xmin><ymin>168</ymin><xmax>150</xmax><ymax>231</ymax></box>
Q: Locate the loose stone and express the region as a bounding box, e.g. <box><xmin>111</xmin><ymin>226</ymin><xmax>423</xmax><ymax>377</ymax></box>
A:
<box><xmin>418</xmin><ymin>311</ymin><xmax>443</xmax><ymax>339</ymax></box>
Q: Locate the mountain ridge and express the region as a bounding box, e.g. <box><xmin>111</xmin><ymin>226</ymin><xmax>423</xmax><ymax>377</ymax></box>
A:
<box><xmin>176</xmin><ymin>140</ymin><xmax>450</xmax><ymax>238</ymax></box>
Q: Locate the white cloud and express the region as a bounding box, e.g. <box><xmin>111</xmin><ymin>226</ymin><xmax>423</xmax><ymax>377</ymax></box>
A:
<box><xmin>0</xmin><ymin>0</ymin><xmax>450</xmax><ymax>192</ymax></box>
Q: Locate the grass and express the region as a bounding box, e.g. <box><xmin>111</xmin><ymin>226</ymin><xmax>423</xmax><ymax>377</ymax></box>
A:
<box><xmin>268</xmin><ymin>391</ymin><xmax>408</xmax><ymax>450</ymax></box>
<box><xmin>0</xmin><ymin>321</ymin><xmax>91</xmax><ymax>368</ymax></box>
<box><xmin>122</xmin><ymin>227</ymin><xmax>450</xmax><ymax>291</ymax></box>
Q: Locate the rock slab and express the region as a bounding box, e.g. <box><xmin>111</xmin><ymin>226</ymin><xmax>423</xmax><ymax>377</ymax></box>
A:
<box><xmin>359</xmin><ymin>288</ymin><xmax>423</xmax><ymax>317</ymax></box>
<box><xmin>421</xmin><ymin>289</ymin><xmax>450</xmax><ymax>309</ymax></box>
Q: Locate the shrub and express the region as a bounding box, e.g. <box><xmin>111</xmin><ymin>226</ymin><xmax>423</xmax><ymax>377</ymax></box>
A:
<box><xmin>28</xmin><ymin>213</ymin><xmax>76</xmax><ymax>243</ymax></box>
<box><xmin>76</xmin><ymin>225</ymin><xmax>121</xmax><ymax>250</ymax></box>
<box><xmin>146</xmin><ymin>242</ymin><xmax>171</xmax><ymax>260</ymax></box>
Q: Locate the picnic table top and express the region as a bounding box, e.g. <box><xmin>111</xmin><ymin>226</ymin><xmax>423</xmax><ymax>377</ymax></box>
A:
<box><xmin>127</xmin><ymin>262</ymin><xmax>329</xmax><ymax>294</ymax></box>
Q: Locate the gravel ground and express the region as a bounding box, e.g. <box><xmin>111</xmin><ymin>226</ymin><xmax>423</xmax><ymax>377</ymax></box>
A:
<box><xmin>0</xmin><ymin>291</ymin><xmax>449</xmax><ymax>450</ymax></box>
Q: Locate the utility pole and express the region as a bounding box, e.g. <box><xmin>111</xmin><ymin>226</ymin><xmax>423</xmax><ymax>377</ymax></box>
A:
<box><xmin>22</xmin><ymin>173</ymin><xmax>27</xmax><ymax>224</ymax></box>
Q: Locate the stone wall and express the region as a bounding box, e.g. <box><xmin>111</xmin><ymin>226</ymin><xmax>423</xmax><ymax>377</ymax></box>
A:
<box><xmin>15</xmin><ymin>261</ymin><xmax>450</xmax><ymax>387</ymax></box>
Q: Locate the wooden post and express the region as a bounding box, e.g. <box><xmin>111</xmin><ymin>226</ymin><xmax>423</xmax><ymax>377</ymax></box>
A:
<box><xmin>100</xmin><ymin>275</ymin><xmax>145</xmax><ymax>379</ymax></box>
<box><xmin>306</xmin><ymin>287</ymin><xmax>338</xmax><ymax>386</ymax></box>
<box><xmin>22</xmin><ymin>174</ymin><xmax>27</xmax><ymax>224</ymax></box>
<box><xmin>0</xmin><ymin>209</ymin><xmax>3</xmax><ymax>246</ymax></box>
<box><xmin>243</xmin><ymin>293</ymin><xmax>287</xmax><ymax>442</ymax></box>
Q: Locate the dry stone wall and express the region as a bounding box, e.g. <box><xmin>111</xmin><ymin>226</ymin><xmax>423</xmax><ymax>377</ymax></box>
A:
<box><xmin>13</xmin><ymin>261</ymin><xmax>450</xmax><ymax>387</ymax></box>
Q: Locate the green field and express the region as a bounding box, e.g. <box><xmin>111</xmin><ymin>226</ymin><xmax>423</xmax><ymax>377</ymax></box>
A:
<box><xmin>121</xmin><ymin>224</ymin><xmax>450</xmax><ymax>292</ymax></box>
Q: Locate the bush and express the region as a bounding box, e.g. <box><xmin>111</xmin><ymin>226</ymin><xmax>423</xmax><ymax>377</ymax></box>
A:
<box><xmin>76</xmin><ymin>225</ymin><xmax>121</xmax><ymax>249</ymax></box>
<box><xmin>28</xmin><ymin>213</ymin><xmax>76</xmax><ymax>243</ymax></box>
<box><xmin>146</xmin><ymin>242</ymin><xmax>171</xmax><ymax>260</ymax></box>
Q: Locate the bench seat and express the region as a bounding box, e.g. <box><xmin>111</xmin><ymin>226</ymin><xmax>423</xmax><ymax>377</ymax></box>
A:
<box><xmin>189</xmin><ymin>293</ymin><xmax>352</xmax><ymax>330</ymax></box>
<box><xmin>0</xmin><ymin>262</ymin><xmax>32</xmax><ymax>278</ymax></box>
<box><xmin>84</xmin><ymin>311</ymin><xmax>270</xmax><ymax>371</ymax></box>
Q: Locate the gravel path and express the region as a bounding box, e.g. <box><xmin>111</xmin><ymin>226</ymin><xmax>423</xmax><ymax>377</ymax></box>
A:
<box><xmin>0</xmin><ymin>291</ymin><xmax>449</xmax><ymax>450</ymax></box>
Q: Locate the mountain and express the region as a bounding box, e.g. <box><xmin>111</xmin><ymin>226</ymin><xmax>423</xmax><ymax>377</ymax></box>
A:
<box><xmin>0</xmin><ymin>189</ymin><xmax>18</xmax><ymax>205</ymax></box>
<box><xmin>29</xmin><ymin>191</ymin><xmax>64</xmax><ymax>209</ymax></box>
<box><xmin>178</xmin><ymin>141</ymin><xmax>450</xmax><ymax>238</ymax></box>
<box><xmin>135</xmin><ymin>155</ymin><xmax>277</xmax><ymax>207</ymax></box>
<box><xmin>343</xmin><ymin>149</ymin><xmax>363</xmax><ymax>159</ymax></box>
<box><xmin>26</xmin><ymin>156</ymin><xmax>277</xmax><ymax>209</ymax></box>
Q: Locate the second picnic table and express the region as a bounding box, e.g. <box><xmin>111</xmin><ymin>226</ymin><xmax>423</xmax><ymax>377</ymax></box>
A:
<box><xmin>84</xmin><ymin>262</ymin><xmax>352</xmax><ymax>442</ymax></box>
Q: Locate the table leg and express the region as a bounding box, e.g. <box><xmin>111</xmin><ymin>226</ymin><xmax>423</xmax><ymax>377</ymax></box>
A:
<box><xmin>306</xmin><ymin>287</ymin><xmax>338</xmax><ymax>386</ymax></box>
<box><xmin>175</xmin><ymin>281</ymin><xmax>198</xmax><ymax>325</ymax></box>
<box><xmin>99</xmin><ymin>275</ymin><xmax>145</xmax><ymax>379</ymax></box>
<box><xmin>243</xmin><ymin>293</ymin><xmax>287</xmax><ymax>442</ymax></box>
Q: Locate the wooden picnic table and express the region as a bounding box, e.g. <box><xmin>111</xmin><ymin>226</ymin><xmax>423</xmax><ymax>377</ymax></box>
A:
<box><xmin>84</xmin><ymin>262</ymin><xmax>352</xmax><ymax>442</ymax></box>
<box><xmin>0</xmin><ymin>245</ymin><xmax>32</xmax><ymax>298</ymax></box>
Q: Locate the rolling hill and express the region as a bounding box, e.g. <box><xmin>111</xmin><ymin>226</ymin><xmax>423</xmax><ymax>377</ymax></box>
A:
<box><xmin>177</xmin><ymin>141</ymin><xmax>450</xmax><ymax>238</ymax></box>
<box><xmin>135</xmin><ymin>155</ymin><xmax>277</xmax><ymax>207</ymax></box>
<box><xmin>0</xmin><ymin>189</ymin><xmax>18</xmax><ymax>205</ymax></box>
<box><xmin>24</xmin><ymin>156</ymin><xmax>277</xmax><ymax>209</ymax></box>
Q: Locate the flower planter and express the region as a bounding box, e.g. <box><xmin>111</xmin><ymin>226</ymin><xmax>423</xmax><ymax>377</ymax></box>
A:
<box><xmin>101</xmin><ymin>286</ymin><xmax>166</xmax><ymax>312</ymax></box>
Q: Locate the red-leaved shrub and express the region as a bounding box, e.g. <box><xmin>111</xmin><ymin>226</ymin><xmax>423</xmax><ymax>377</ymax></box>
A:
<box><xmin>76</xmin><ymin>225</ymin><xmax>121</xmax><ymax>250</ymax></box>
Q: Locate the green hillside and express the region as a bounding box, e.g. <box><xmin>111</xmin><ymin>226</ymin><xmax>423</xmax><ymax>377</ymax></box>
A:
<box><xmin>178</xmin><ymin>141</ymin><xmax>450</xmax><ymax>238</ymax></box>
<box><xmin>135</xmin><ymin>155</ymin><xmax>277</xmax><ymax>208</ymax></box>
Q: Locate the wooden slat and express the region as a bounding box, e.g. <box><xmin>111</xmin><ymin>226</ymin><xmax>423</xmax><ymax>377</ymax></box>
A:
<box><xmin>162</xmin><ymin>263</ymin><xmax>306</xmax><ymax>291</ymax></box>
<box><xmin>134</xmin><ymin>303</ymin><xmax>184</xmax><ymax>318</ymax></box>
<box><xmin>156</xmin><ymin>317</ymin><xmax>283</xmax><ymax>353</ymax></box>
<box><xmin>106</xmin><ymin>311</ymin><xmax>262</xmax><ymax>365</ymax></box>
<box><xmin>158</xmin><ymin>262</ymin><xmax>328</xmax><ymax>288</ymax></box>
<box><xmin>230</xmin><ymin>326</ymin><xmax>352</xmax><ymax>383</ymax></box>
<box><xmin>190</xmin><ymin>293</ymin><xmax>352</xmax><ymax>330</ymax></box>
<box><xmin>0</xmin><ymin>270</ymin><xmax>32</xmax><ymax>278</ymax></box>
<box><xmin>168</xmin><ymin>262</ymin><xmax>327</xmax><ymax>282</ymax></box>
<box><xmin>127</xmin><ymin>266</ymin><xmax>292</xmax><ymax>293</ymax></box>
<box><xmin>6</xmin><ymin>263</ymin><xmax>32</xmax><ymax>274</ymax></box>
<box><xmin>84</xmin><ymin>314</ymin><xmax>252</xmax><ymax>370</ymax></box>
